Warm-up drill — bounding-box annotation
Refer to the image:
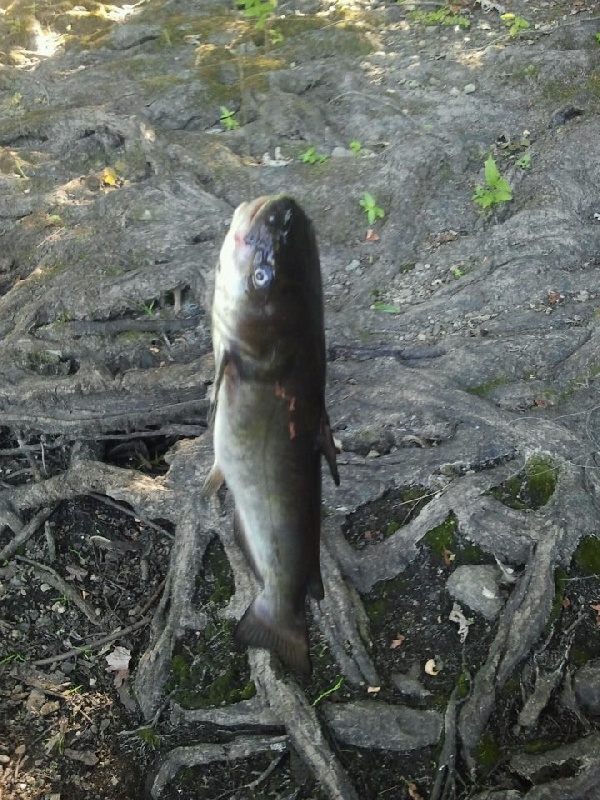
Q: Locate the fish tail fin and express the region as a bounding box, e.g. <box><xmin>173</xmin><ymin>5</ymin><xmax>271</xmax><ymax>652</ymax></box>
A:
<box><xmin>235</xmin><ymin>598</ymin><xmax>311</xmax><ymax>676</ymax></box>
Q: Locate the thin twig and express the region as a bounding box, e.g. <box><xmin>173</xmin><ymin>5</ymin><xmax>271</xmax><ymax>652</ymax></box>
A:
<box><xmin>0</xmin><ymin>507</ymin><xmax>54</xmax><ymax>562</ymax></box>
<box><xmin>15</xmin><ymin>554</ymin><xmax>102</xmax><ymax>626</ymax></box>
<box><xmin>89</xmin><ymin>493</ymin><xmax>174</xmax><ymax>539</ymax></box>
<box><xmin>30</xmin><ymin>616</ymin><xmax>152</xmax><ymax>666</ymax></box>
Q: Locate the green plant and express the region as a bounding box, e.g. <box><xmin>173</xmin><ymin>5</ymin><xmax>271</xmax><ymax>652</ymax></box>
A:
<box><xmin>311</xmin><ymin>675</ymin><xmax>344</xmax><ymax>706</ymax></box>
<box><xmin>299</xmin><ymin>146</ymin><xmax>328</xmax><ymax>164</ymax></box>
<box><xmin>596</xmin><ymin>33</ymin><xmax>600</xmax><ymax>44</ymax></box>
<box><xmin>237</xmin><ymin>0</ymin><xmax>277</xmax><ymax>31</ymax></box>
<box><xmin>137</xmin><ymin>726</ymin><xmax>162</xmax><ymax>749</ymax></box>
<box><xmin>472</xmin><ymin>156</ymin><xmax>512</xmax><ymax>209</ymax></box>
<box><xmin>372</xmin><ymin>301</ymin><xmax>401</xmax><ymax>314</ymax></box>
<box><xmin>452</xmin><ymin>267</ymin><xmax>464</xmax><ymax>278</ymax></box>
<box><xmin>411</xmin><ymin>7</ymin><xmax>470</xmax><ymax>28</ymax></box>
<box><xmin>140</xmin><ymin>299</ymin><xmax>156</xmax><ymax>316</ymax></box>
<box><xmin>516</xmin><ymin>152</ymin><xmax>531</xmax><ymax>169</ymax></box>
<box><xmin>219</xmin><ymin>106</ymin><xmax>239</xmax><ymax>131</ymax></box>
<box><xmin>360</xmin><ymin>192</ymin><xmax>385</xmax><ymax>225</ymax></box>
<box><xmin>0</xmin><ymin>653</ymin><xmax>26</xmax><ymax>665</ymax></box>
<box><xmin>501</xmin><ymin>13</ymin><xmax>530</xmax><ymax>37</ymax></box>
<box><xmin>349</xmin><ymin>139</ymin><xmax>362</xmax><ymax>155</ymax></box>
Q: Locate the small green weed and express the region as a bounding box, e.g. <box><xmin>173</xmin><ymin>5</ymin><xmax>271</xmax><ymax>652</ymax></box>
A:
<box><xmin>411</xmin><ymin>7</ymin><xmax>470</xmax><ymax>28</ymax></box>
<box><xmin>137</xmin><ymin>726</ymin><xmax>162</xmax><ymax>749</ymax></box>
<box><xmin>452</xmin><ymin>267</ymin><xmax>464</xmax><ymax>278</ymax></box>
<box><xmin>472</xmin><ymin>155</ymin><xmax>512</xmax><ymax>209</ymax></box>
<box><xmin>237</xmin><ymin>0</ymin><xmax>276</xmax><ymax>31</ymax></box>
<box><xmin>349</xmin><ymin>139</ymin><xmax>362</xmax><ymax>155</ymax></box>
<box><xmin>360</xmin><ymin>192</ymin><xmax>385</xmax><ymax>225</ymax></box>
<box><xmin>311</xmin><ymin>675</ymin><xmax>344</xmax><ymax>706</ymax></box>
<box><xmin>220</xmin><ymin>106</ymin><xmax>239</xmax><ymax>131</ymax></box>
<box><xmin>140</xmin><ymin>299</ymin><xmax>156</xmax><ymax>316</ymax></box>
<box><xmin>372</xmin><ymin>301</ymin><xmax>401</xmax><ymax>314</ymax></box>
<box><xmin>516</xmin><ymin>152</ymin><xmax>531</xmax><ymax>169</ymax></box>
<box><xmin>299</xmin><ymin>146</ymin><xmax>328</xmax><ymax>164</ymax></box>
<box><xmin>596</xmin><ymin>33</ymin><xmax>600</xmax><ymax>44</ymax></box>
<box><xmin>0</xmin><ymin>653</ymin><xmax>26</xmax><ymax>665</ymax></box>
<box><xmin>501</xmin><ymin>13</ymin><xmax>530</xmax><ymax>37</ymax></box>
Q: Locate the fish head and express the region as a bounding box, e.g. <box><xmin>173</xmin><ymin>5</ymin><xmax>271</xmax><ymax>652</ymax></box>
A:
<box><xmin>215</xmin><ymin>196</ymin><xmax>324</xmax><ymax>361</ymax></box>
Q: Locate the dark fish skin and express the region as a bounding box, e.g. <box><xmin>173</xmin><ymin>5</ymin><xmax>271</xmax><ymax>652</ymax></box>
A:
<box><xmin>204</xmin><ymin>196</ymin><xmax>339</xmax><ymax>675</ymax></box>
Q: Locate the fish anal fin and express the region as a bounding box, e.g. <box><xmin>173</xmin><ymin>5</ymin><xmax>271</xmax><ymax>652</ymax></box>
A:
<box><xmin>235</xmin><ymin>597</ymin><xmax>311</xmax><ymax>676</ymax></box>
<box><xmin>320</xmin><ymin>410</ymin><xmax>340</xmax><ymax>486</ymax></box>
<box><xmin>233</xmin><ymin>508</ymin><xmax>260</xmax><ymax>580</ymax></box>
<box><xmin>202</xmin><ymin>463</ymin><xmax>224</xmax><ymax>497</ymax></box>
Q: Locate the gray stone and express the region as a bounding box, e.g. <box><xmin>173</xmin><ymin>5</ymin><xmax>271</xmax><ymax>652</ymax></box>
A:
<box><xmin>446</xmin><ymin>565</ymin><xmax>504</xmax><ymax>619</ymax></box>
<box><xmin>391</xmin><ymin>672</ymin><xmax>432</xmax><ymax>700</ymax></box>
<box><xmin>109</xmin><ymin>24</ymin><xmax>161</xmax><ymax>50</ymax></box>
<box><xmin>574</xmin><ymin>659</ymin><xmax>600</xmax><ymax>715</ymax></box>
<box><xmin>321</xmin><ymin>701</ymin><xmax>442</xmax><ymax>751</ymax></box>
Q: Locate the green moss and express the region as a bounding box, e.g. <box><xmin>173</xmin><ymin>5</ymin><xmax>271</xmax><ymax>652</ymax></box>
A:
<box><xmin>571</xmin><ymin>646</ymin><xmax>590</xmax><ymax>667</ymax></box>
<box><xmin>386</xmin><ymin>520</ymin><xmax>401</xmax><ymax>535</ymax></box>
<box><xmin>411</xmin><ymin>8</ymin><xmax>470</xmax><ymax>28</ymax></box>
<box><xmin>366</xmin><ymin>574</ymin><xmax>407</xmax><ymax>623</ymax></box>
<box><xmin>275</xmin><ymin>24</ymin><xmax>374</xmax><ymax>61</ymax></box>
<box><xmin>586</xmin><ymin>71</ymin><xmax>600</xmax><ymax>97</ymax></box>
<box><xmin>573</xmin><ymin>536</ymin><xmax>600</xmax><ymax>576</ymax></box>
<box><xmin>137</xmin><ymin>726</ymin><xmax>161</xmax><ymax>749</ymax></box>
<box><xmin>525</xmin><ymin>455</ymin><xmax>558</xmax><ymax>507</ymax></box>
<box><xmin>476</xmin><ymin>732</ymin><xmax>502</xmax><ymax>768</ymax></box>
<box><xmin>541</xmin><ymin>80</ymin><xmax>577</xmax><ymax>105</ymax></box>
<box><xmin>398</xmin><ymin>263</ymin><xmax>416</xmax><ymax>274</ymax></box>
<box><xmin>467</xmin><ymin>375</ymin><xmax>509</xmax><ymax>397</ymax></box>
<box><xmin>523</xmin><ymin>739</ymin><xmax>561</xmax><ymax>754</ymax></box>
<box><xmin>456</xmin><ymin>670</ymin><xmax>470</xmax><ymax>700</ymax></box>
<box><xmin>423</xmin><ymin>514</ymin><xmax>458</xmax><ymax>558</ymax></box>
<box><xmin>488</xmin><ymin>455</ymin><xmax>558</xmax><ymax>510</ymax></box>
<box><xmin>459</xmin><ymin>541</ymin><xmax>487</xmax><ymax>565</ymax></box>
<box><xmin>167</xmin><ymin>619</ymin><xmax>256</xmax><ymax>708</ymax></box>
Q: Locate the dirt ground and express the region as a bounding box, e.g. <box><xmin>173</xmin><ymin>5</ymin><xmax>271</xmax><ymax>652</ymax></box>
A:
<box><xmin>1</xmin><ymin>0</ymin><xmax>600</xmax><ymax>798</ymax></box>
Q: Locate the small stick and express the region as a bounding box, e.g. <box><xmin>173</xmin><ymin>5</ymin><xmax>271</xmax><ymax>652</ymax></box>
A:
<box><xmin>30</xmin><ymin>616</ymin><xmax>151</xmax><ymax>667</ymax></box>
<box><xmin>0</xmin><ymin>507</ymin><xmax>54</xmax><ymax>562</ymax></box>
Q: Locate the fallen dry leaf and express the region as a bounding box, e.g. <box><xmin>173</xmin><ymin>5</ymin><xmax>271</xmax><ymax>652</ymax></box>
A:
<box><xmin>408</xmin><ymin>782</ymin><xmax>424</xmax><ymax>800</ymax></box>
<box><xmin>366</xmin><ymin>686</ymin><xmax>381</xmax><ymax>694</ymax></box>
<box><xmin>390</xmin><ymin>634</ymin><xmax>405</xmax><ymax>650</ymax></box>
<box><xmin>590</xmin><ymin>603</ymin><xmax>600</xmax><ymax>625</ymax></box>
<box><xmin>443</xmin><ymin>547</ymin><xmax>455</xmax><ymax>566</ymax></box>
<box><xmin>64</xmin><ymin>748</ymin><xmax>99</xmax><ymax>766</ymax></box>
<box><xmin>365</xmin><ymin>228</ymin><xmax>380</xmax><ymax>241</ymax></box>
<box><xmin>424</xmin><ymin>658</ymin><xmax>440</xmax><ymax>676</ymax></box>
<box><xmin>105</xmin><ymin>645</ymin><xmax>131</xmax><ymax>673</ymax></box>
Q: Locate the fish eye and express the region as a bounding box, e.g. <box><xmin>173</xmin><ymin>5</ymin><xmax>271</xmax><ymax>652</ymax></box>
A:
<box><xmin>252</xmin><ymin>266</ymin><xmax>272</xmax><ymax>289</ymax></box>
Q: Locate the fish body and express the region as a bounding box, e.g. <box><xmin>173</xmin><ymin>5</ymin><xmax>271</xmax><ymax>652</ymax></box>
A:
<box><xmin>205</xmin><ymin>196</ymin><xmax>339</xmax><ymax>675</ymax></box>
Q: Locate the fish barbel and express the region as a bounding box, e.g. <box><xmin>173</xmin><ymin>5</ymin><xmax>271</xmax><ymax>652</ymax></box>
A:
<box><xmin>204</xmin><ymin>195</ymin><xmax>339</xmax><ymax>675</ymax></box>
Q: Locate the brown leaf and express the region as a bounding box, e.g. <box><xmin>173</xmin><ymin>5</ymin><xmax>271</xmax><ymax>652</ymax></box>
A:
<box><xmin>590</xmin><ymin>603</ymin><xmax>600</xmax><ymax>625</ymax></box>
<box><xmin>366</xmin><ymin>686</ymin><xmax>381</xmax><ymax>694</ymax></box>
<box><xmin>443</xmin><ymin>547</ymin><xmax>455</xmax><ymax>567</ymax></box>
<box><xmin>408</xmin><ymin>782</ymin><xmax>424</xmax><ymax>800</ymax></box>
<box><xmin>390</xmin><ymin>634</ymin><xmax>405</xmax><ymax>650</ymax></box>
<box><xmin>365</xmin><ymin>228</ymin><xmax>380</xmax><ymax>241</ymax></box>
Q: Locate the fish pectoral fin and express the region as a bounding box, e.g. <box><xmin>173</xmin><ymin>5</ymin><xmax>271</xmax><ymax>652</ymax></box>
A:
<box><xmin>207</xmin><ymin>348</ymin><xmax>229</xmax><ymax>425</ymax></box>
<box><xmin>235</xmin><ymin>597</ymin><xmax>311</xmax><ymax>677</ymax></box>
<box><xmin>202</xmin><ymin>463</ymin><xmax>224</xmax><ymax>496</ymax></box>
<box><xmin>319</xmin><ymin>410</ymin><xmax>340</xmax><ymax>486</ymax></box>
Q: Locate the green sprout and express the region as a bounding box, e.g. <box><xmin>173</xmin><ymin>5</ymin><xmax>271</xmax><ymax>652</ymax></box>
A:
<box><xmin>237</xmin><ymin>0</ymin><xmax>277</xmax><ymax>31</ymax></box>
<box><xmin>452</xmin><ymin>267</ymin><xmax>464</xmax><ymax>279</ymax></box>
<box><xmin>140</xmin><ymin>299</ymin><xmax>156</xmax><ymax>316</ymax></box>
<box><xmin>219</xmin><ymin>106</ymin><xmax>239</xmax><ymax>131</ymax></box>
<box><xmin>501</xmin><ymin>13</ymin><xmax>530</xmax><ymax>37</ymax></box>
<box><xmin>516</xmin><ymin>152</ymin><xmax>531</xmax><ymax>170</ymax></box>
<box><xmin>472</xmin><ymin>156</ymin><xmax>512</xmax><ymax>210</ymax></box>
<box><xmin>360</xmin><ymin>192</ymin><xmax>385</xmax><ymax>225</ymax></box>
<box><xmin>372</xmin><ymin>302</ymin><xmax>401</xmax><ymax>314</ymax></box>
<box><xmin>349</xmin><ymin>139</ymin><xmax>362</xmax><ymax>155</ymax></box>
<box><xmin>311</xmin><ymin>675</ymin><xmax>344</xmax><ymax>706</ymax></box>
<box><xmin>411</xmin><ymin>7</ymin><xmax>470</xmax><ymax>28</ymax></box>
<box><xmin>299</xmin><ymin>146</ymin><xmax>328</xmax><ymax>164</ymax></box>
<box><xmin>0</xmin><ymin>653</ymin><xmax>26</xmax><ymax>665</ymax></box>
